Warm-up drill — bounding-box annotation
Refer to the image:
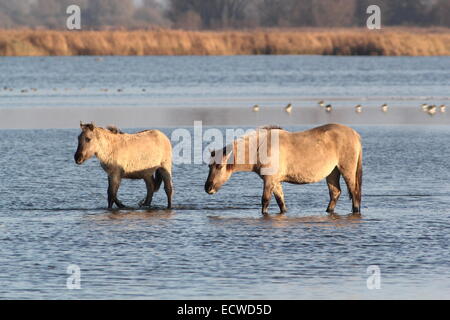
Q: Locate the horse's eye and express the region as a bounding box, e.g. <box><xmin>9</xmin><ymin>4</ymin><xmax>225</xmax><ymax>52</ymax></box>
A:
<box><xmin>85</xmin><ymin>137</ymin><xmax>91</xmax><ymax>142</ymax></box>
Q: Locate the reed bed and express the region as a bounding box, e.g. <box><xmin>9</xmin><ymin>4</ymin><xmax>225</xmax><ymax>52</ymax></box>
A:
<box><xmin>0</xmin><ymin>28</ymin><xmax>449</xmax><ymax>56</ymax></box>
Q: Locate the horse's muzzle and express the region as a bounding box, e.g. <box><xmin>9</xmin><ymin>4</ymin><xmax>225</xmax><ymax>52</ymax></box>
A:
<box><xmin>205</xmin><ymin>183</ymin><xmax>216</xmax><ymax>195</ymax></box>
<box><xmin>74</xmin><ymin>153</ymin><xmax>84</xmax><ymax>165</ymax></box>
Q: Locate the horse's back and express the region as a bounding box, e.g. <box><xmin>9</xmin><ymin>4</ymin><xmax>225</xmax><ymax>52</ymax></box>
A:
<box><xmin>127</xmin><ymin>129</ymin><xmax>171</xmax><ymax>149</ymax></box>
<box><xmin>115</xmin><ymin>129</ymin><xmax>172</xmax><ymax>174</ymax></box>
<box><xmin>287</xmin><ymin>123</ymin><xmax>360</xmax><ymax>150</ymax></box>
<box><xmin>276</xmin><ymin>124</ymin><xmax>361</xmax><ymax>183</ymax></box>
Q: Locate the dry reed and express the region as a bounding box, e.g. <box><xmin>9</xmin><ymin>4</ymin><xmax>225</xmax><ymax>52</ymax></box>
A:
<box><xmin>0</xmin><ymin>28</ymin><xmax>449</xmax><ymax>56</ymax></box>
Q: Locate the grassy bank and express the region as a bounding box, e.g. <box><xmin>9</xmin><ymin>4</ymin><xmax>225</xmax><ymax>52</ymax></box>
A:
<box><xmin>1</xmin><ymin>28</ymin><xmax>449</xmax><ymax>56</ymax></box>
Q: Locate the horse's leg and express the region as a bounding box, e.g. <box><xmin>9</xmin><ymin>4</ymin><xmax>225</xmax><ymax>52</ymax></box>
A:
<box><xmin>261</xmin><ymin>178</ymin><xmax>274</xmax><ymax>215</ymax></box>
<box><xmin>108</xmin><ymin>174</ymin><xmax>125</xmax><ymax>209</ymax></box>
<box><xmin>139</xmin><ymin>174</ymin><xmax>155</xmax><ymax>207</ymax></box>
<box><xmin>273</xmin><ymin>182</ymin><xmax>287</xmax><ymax>214</ymax></box>
<box><xmin>326</xmin><ymin>167</ymin><xmax>341</xmax><ymax>214</ymax></box>
<box><xmin>340</xmin><ymin>166</ymin><xmax>361</xmax><ymax>214</ymax></box>
<box><xmin>159</xmin><ymin>167</ymin><xmax>173</xmax><ymax>209</ymax></box>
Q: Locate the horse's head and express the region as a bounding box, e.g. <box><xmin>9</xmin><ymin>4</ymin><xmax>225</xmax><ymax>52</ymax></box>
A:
<box><xmin>74</xmin><ymin>122</ymin><xmax>97</xmax><ymax>165</ymax></box>
<box><xmin>205</xmin><ymin>147</ymin><xmax>234</xmax><ymax>194</ymax></box>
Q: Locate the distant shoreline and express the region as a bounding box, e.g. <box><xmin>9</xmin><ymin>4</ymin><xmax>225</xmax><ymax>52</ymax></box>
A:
<box><xmin>0</xmin><ymin>28</ymin><xmax>449</xmax><ymax>57</ymax></box>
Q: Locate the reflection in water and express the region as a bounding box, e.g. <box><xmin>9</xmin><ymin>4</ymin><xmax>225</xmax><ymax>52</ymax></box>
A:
<box><xmin>208</xmin><ymin>212</ymin><xmax>363</xmax><ymax>228</ymax></box>
<box><xmin>83</xmin><ymin>209</ymin><xmax>175</xmax><ymax>225</ymax></box>
<box><xmin>107</xmin><ymin>209</ymin><xmax>175</xmax><ymax>220</ymax></box>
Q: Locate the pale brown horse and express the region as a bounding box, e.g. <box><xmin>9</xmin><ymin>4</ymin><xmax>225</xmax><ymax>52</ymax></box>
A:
<box><xmin>74</xmin><ymin>123</ymin><xmax>173</xmax><ymax>209</ymax></box>
<box><xmin>205</xmin><ymin>124</ymin><xmax>362</xmax><ymax>215</ymax></box>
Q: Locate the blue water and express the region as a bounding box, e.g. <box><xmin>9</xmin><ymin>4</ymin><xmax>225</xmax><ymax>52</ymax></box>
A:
<box><xmin>0</xmin><ymin>56</ymin><xmax>449</xmax><ymax>109</ymax></box>
<box><xmin>0</xmin><ymin>125</ymin><xmax>450</xmax><ymax>299</ymax></box>
<box><xmin>0</xmin><ymin>56</ymin><xmax>449</xmax><ymax>299</ymax></box>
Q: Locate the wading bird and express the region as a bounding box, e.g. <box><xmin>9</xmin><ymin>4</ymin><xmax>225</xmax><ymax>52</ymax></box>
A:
<box><xmin>325</xmin><ymin>104</ymin><xmax>332</xmax><ymax>113</ymax></box>
<box><xmin>285</xmin><ymin>103</ymin><xmax>292</xmax><ymax>114</ymax></box>
<box><xmin>426</xmin><ymin>105</ymin><xmax>437</xmax><ymax>116</ymax></box>
<box><xmin>355</xmin><ymin>104</ymin><xmax>362</xmax><ymax>113</ymax></box>
<box><xmin>318</xmin><ymin>100</ymin><xmax>325</xmax><ymax>108</ymax></box>
<box><xmin>381</xmin><ymin>104</ymin><xmax>388</xmax><ymax>112</ymax></box>
<box><xmin>253</xmin><ymin>104</ymin><xmax>260</xmax><ymax>112</ymax></box>
<box><xmin>440</xmin><ymin>104</ymin><xmax>446</xmax><ymax>113</ymax></box>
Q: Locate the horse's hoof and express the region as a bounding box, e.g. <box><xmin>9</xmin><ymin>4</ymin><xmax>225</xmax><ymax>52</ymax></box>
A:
<box><xmin>139</xmin><ymin>201</ymin><xmax>151</xmax><ymax>208</ymax></box>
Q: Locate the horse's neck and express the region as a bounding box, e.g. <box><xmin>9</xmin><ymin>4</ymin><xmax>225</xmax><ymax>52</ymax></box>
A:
<box><xmin>232</xmin><ymin>163</ymin><xmax>255</xmax><ymax>173</ymax></box>
<box><xmin>95</xmin><ymin>130</ymin><xmax>116</xmax><ymax>165</ymax></box>
<box><xmin>230</xmin><ymin>141</ymin><xmax>255</xmax><ymax>173</ymax></box>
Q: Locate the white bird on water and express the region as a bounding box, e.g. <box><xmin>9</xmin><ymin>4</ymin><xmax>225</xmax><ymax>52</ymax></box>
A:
<box><xmin>381</xmin><ymin>104</ymin><xmax>388</xmax><ymax>113</ymax></box>
<box><xmin>325</xmin><ymin>104</ymin><xmax>332</xmax><ymax>113</ymax></box>
<box><xmin>355</xmin><ymin>104</ymin><xmax>362</xmax><ymax>113</ymax></box>
<box><xmin>253</xmin><ymin>104</ymin><xmax>260</xmax><ymax>112</ymax></box>
<box><xmin>285</xmin><ymin>103</ymin><xmax>292</xmax><ymax>114</ymax></box>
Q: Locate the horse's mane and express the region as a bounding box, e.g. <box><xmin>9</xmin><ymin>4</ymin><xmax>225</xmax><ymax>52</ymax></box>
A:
<box><xmin>259</xmin><ymin>125</ymin><xmax>284</xmax><ymax>131</ymax></box>
<box><xmin>211</xmin><ymin>126</ymin><xmax>283</xmax><ymax>170</ymax></box>
<box><xmin>106</xmin><ymin>125</ymin><xmax>124</xmax><ymax>134</ymax></box>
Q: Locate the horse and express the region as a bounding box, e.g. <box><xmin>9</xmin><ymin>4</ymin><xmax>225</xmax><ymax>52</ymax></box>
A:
<box><xmin>74</xmin><ymin>122</ymin><xmax>173</xmax><ymax>209</ymax></box>
<box><xmin>205</xmin><ymin>124</ymin><xmax>362</xmax><ymax>215</ymax></box>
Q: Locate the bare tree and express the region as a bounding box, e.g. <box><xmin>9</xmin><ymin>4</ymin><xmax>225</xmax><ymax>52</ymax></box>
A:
<box><xmin>0</xmin><ymin>0</ymin><xmax>449</xmax><ymax>29</ymax></box>
<box><xmin>311</xmin><ymin>0</ymin><xmax>357</xmax><ymax>27</ymax></box>
<box><xmin>431</xmin><ymin>0</ymin><xmax>450</xmax><ymax>26</ymax></box>
<box><xmin>85</xmin><ymin>0</ymin><xmax>134</xmax><ymax>29</ymax></box>
<box><xmin>134</xmin><ymin>0</ymin><xmax>171</xmax><ymax>28</ymax></box>
<box><xmin>257</xmin><ymin>0</ymin><xmax>292</xmax><ymax>27</ymax></box>
<box><xmin>169</xmin><ymin>0</ymin><xmax>249</xmax><ymax>29</ymax></box>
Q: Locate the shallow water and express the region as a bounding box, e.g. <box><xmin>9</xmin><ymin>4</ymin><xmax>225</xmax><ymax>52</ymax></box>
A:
<box><xmin>1</xmin><ymin>56</ymin><xmax>449</xmax><ymax>110</ymax></box>
<box><xmin>1</xmin><ymin>56</ymin><xmax>449</xmax><ymax>130</ymax></box>
<box><xmin>0</xmin><ymin>56</ymin><xmax>449</xmax><ymax>299</ymax></box>
<box><xmin>1</xmin><ymin>125</ymin><xmax>450</xmax><ymax>299</ymax></box>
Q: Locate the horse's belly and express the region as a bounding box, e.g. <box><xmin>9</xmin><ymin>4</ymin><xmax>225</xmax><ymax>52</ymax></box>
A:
<box><xmin>123</xmin><ymin>172</ymin><xmax>145</xmax><ymax>179</ymax></box>
<box><xmin>284</xmin><ymin>173</ymin><xmax>324</xmax><ymax>184</ymax></box>
<box><xmin>283</xmin><ymin>162</ymin><xmax>336</xmax><ymax>184</ymax></box>
<box><xmin>123</xmin><ymin>168</ymin><xmax>156</xmax><ymax>179</ymax></box>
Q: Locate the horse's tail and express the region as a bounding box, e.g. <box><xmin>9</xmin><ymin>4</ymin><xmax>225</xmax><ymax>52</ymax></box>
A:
<box><xmin>354</xmin><ymin>147</ymin><xmax>363</xmax><ymax>203</ymax></box>
<box><xmin>153</xmin><ymin>169</ymin><xmax>163</xmax><ymax>192</ymax></box>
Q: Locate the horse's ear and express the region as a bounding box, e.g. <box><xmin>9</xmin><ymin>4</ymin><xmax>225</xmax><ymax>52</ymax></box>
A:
<box><xmin>81</xmin><ymin>122</ymin><xmax>94</xmax><ymax>131</ymax></box>
<box><xmin>224</xmin><ymin>144</ymin><xmax>235</xmax><ymax>165</ymax></box>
